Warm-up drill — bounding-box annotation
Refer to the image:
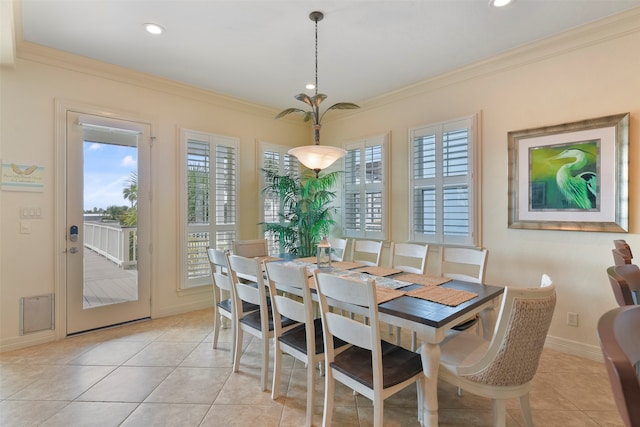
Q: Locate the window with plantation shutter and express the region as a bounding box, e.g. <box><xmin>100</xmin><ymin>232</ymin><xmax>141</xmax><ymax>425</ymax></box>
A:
<box><xmin>180</xmin><ymin>129</ymin><xmax>238</xmax><ymax>289</ymax></box>
<box><xmin>343</xmin><ymin>135</ymin><xmax>387</xmax><ymax>240</ymax></box>
<box><xmin>409</xmin><ymin>116</ymin><xmax>478</xmax><ymax>246</ymax></box>
<box><xmin>259</xmin><ymin>142</ymin><xmax>299</xmax><ymax>255</ymax></box>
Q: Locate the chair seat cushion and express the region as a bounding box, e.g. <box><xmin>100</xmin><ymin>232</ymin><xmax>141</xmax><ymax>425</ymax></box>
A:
<box><xmin>240</xmin><ymin>308</ymin><xmax>297</xmax><ymax>332</ymax></box>
<box><xmin>279</xmin><ymin>318</ymin><xmax>348</xmax><ymax>355</ymax></box>
<box><xmin>439</xmin><ymin>330</ymin><xmax>490</xmax><ymax>369</ymax></box>
<box><xmin>331</xmin><ymin>340</ymin><xmax>423</xmax><ymax>389</ymax></box>
<box><xmin>218</xmin><ymin>298</ymin><xmax>259</xmax><ymax>314</ymax></box>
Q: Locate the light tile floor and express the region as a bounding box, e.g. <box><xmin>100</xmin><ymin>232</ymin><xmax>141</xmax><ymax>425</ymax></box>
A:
<box><xmin>0</xmin><ymin>309</ymin><xmax>624</xmax><ymax>426</ymax></box>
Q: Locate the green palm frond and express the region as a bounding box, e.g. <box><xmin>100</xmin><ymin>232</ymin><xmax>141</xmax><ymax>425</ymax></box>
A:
<box><xmin>259</xmin><ymin>168</ymin><xmax>343</xmax><ymax>257</ymax></box>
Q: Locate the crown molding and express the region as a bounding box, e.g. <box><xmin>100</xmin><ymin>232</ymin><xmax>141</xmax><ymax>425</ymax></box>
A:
<box><xmin>12</xmin><ymin>5</ymin><xmax>640</xmax><ymax>119</ymax></box>
<box><xmin>359</xmin><ymin>7</ymin><xmax>640</xmax><ymax>112</ymax></box>
<box><xmin>16</xmin><ymin>41</ymin><xmax>282</xmax><ymax>120</ymax></box>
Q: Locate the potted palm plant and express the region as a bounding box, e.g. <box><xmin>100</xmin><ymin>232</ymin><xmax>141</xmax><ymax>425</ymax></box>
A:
<box><xmin>261</xmin><ymin>168</ymin><xmax>341</xmax><ymax>257</ymax></box>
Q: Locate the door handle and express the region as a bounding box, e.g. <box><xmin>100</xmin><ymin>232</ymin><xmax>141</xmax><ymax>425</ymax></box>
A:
<box><xmin>69</xmin><ymin>247</ymin><xmax>79</xmax><ymax>254</ymax></box>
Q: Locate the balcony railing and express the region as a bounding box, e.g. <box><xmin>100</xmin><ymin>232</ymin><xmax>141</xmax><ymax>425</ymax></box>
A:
<box><xmin>84</xmin><ymin>222</ymin><xmax>137</xmax><ymax>269</ymax></box>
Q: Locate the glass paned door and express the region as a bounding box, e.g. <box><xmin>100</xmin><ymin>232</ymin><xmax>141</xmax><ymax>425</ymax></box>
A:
<box><xmin>66</xmin><ymin>111</ymin><xmax>151</xmax><ymax>334</ymax></box>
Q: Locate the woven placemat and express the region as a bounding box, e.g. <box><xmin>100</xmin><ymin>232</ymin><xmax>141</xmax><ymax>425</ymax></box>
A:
<box><xmin>309</xmin><ymin>276</ymin><xmax>405</xmax><ymax>304</ymax></box>
<box><xmin>332</xmin><ymin>261</ymin><xmax>366</xmax><ymax>270</ymax></box>
<box><xmin>376</xmin><ymin>287</ymin><xmax>406</xmax><ymax>304</ymax></box>
<box><xmin>407</xmin><ymin>286</ymin><xmax>477</xmax><ymax>306</ymax></box>
<box><xmin>393</xmin><ymin>273</ymin><xmax>451</xmax><ymax>287</ymax></box>
<box><xmin>353</xmin><ymin>266</ymin><xmax>403</xmax><ymax>277</ymax></box>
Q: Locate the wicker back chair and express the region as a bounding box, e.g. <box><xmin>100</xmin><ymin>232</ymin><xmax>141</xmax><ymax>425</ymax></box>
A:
<box><xmin>438</xmin><ymin>285</ymin><xmax>557</xmax><ymax>427</ymax></box>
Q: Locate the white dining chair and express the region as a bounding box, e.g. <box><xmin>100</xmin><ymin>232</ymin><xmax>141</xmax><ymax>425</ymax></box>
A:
<box><xmin>441</xmin><ymin>246</ymin><xmax>489</xmax><ymax>336</ymax></box>
<box><xmin>349</xmin><ymin>239</ymin><xmax>383</xmax><ymax>266</ymax></box>
<box><xmin>327</xmin><ymin>237</ymin><xmax>348</xmax><ymax>262</ymax></box>
<box><xmin>314</xmin><ymin>270</ymin><xmax>425</xmax><ymax>427</ymax></box>
<box><xmin>232</xmin><ymin>239</ymin><xmax>269</xmax><ymax>258</ymax></box>
<box><xmin>207</xmin><ymin>248</ymin><xmax>259</xmax><ymax>361</ymax></box>
<box><xmin>265</xmin><ymin>261</ymin><xmax>349</xmax><ymax>427</ymax></box>
<box><xmin>226</xmin><ymin>253</ymin><xmax>299</xmax><ymax>391</ymax></box>
<box><xmin>389</xmin><ymin>242</ymin><xmax>429</xmax><ymax>275</ymax></box>
<box><xmin>388</xmin><ymin>242</ymin><xmax>429</xmax><ymax>348</ymax></box>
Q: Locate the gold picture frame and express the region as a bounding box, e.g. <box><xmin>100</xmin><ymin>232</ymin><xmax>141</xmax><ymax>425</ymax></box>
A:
<box><xmin>508</xmin><ymin>113</ymin><xmax>629</xmax><ymax>232</ymax></box>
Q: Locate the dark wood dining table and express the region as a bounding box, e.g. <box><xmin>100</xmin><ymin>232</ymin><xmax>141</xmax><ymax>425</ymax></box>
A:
<box><xmin>269</xmin><ymin>256</ymin><xmax>504</xmax><ymax>427</ymax></box>
<box><xmin>376</xmin><ymin>280</ymin><xmax>504</xmax><ymax>427</ymax></box>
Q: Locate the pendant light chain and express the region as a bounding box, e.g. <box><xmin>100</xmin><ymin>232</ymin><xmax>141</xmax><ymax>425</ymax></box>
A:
<box><xmin>314</xmin><ymin>17</ymin><xmax>319</xmax><ymax>97</ymax></box>
<box><xmin>278</xmin><ymin>10</ymin><xmax>358</xmax><ymax>175</ymax></box>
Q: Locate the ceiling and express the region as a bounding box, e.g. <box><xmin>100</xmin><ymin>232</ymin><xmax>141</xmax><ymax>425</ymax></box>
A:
<box><xmin>17</xmin><ymin>0</ymin><xmax>640</xmax><ymax>110</ymax></box>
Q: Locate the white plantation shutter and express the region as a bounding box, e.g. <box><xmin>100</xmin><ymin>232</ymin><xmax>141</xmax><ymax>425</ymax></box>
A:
<box><xmin>214</xmin><ymin>143</ymin><xmax>237</xmax><ymax>248</ymax></box>
<box><xmin>185</xmin><ymin>139</ymin><xmax>210</xmax><ymax>284</ymax></box>
<box><xmin>181</xmin><ymin>129</ymin><xmax>238</xmax><ymax>289</ymax></box>
<box><xmin>343</xmin><ymin>135</ymin><xmax>387</xmax><ymax>240</ymax></box>
<box><xmin>410</xmin><ymin>116</ymin><xmax>477</xmax><ymax>246</ymax></box>
<box><xmin>260</xmin><ymin>143</ymin><xmax>299</xmax><ymax>254</ymax></box>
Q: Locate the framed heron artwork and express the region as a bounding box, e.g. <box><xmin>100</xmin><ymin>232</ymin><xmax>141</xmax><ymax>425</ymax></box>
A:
<box><xmin>508</xmin><ymin>113</ymin><xmax>629</xmax><ymax>232</ymax></box>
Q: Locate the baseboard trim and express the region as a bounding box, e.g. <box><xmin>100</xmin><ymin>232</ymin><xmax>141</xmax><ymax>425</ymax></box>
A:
<box><xmin>545</xmin><ymin>335</ymin><xmax>603</xmax><ymax>362</ymax></box>
<box><xmin>152</xmin><ymin>301</ymin><xmax>212</xmax><ymax>319</ymax></box>
<box><xmin>0</xmin><ymin>330</ymin><xmax>56</xmax><ymax>353</ymax></box>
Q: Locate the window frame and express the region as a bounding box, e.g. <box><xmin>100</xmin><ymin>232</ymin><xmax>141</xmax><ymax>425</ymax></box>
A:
<box><xmin>258</xmin><ymin>141</ymin><xmax>300</xmax><ymax>255</ymax></box>
<box><xmin>408</xmin><ymin>114</ymin><xmax>480</xmax><ymax>247</ymax></box>
<box><xmin>179</xmin><ymin>128</ymin><xmax>239</xmax><ymax>290</ymax></box>
<box><xmin>342</xmin><ymin>134</ymin><xmax>389</xmax><ymax>241</ymax></box>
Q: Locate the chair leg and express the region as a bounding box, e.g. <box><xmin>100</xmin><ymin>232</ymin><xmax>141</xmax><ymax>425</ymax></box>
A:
<box><xmin>306</xmin><ymin>358</ymin><xmax>316</xmax><ymax>427</ymax></box>
<box><xmin>233</xmin><ymin>327</ymin><xmax>243</xmax><ymax>373</ymax></box>
<box><xmin>322</xmin><ymin>368</ymin><xmax>335</xmax><ymax>427</ymax></box>
<box><xmin>416</xmin><ymin>378</ymin><xmax>425</xmax><ymax>424</ymax></box>
<box><xmin>519</xmin><ymin>393</ymin><xmax>534</xmax><ymax>427</ymax></box>
<box><xmin>373</xmin><ymin>398</ymin><xmax>383</xmax><ymax>427</ymax></box>
<box><xmin>229</xmin><ymin>316</ymin><xmax>236</xmax><ymax>363</ymax></box>
<box><xmin>492</xmin><ymin>399</ymin><xmax>507</xmax><ymax>427</ymax></box>
<box><xmin>394</xmin><ymin>326</ymin><xmax>401</xmax><ymax>345</ymax></box>
<box><xmin>271</xmin><ymin>342</ymin><xmax>282</xmax><ymax>400</ymax></box>
<box><xmin>212</xmin><ymin>307</ymin><xmax>220</xmax><ymax>349</ymax></box>
<box><xmin>260</xmin><ymin>334</ymin><xmax>269</xmax><ymax>392</ymax></box>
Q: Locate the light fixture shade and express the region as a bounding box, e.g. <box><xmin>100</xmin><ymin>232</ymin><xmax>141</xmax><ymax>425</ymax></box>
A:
<box><xmin>288</xmin><ymin>145</ymin><xmax>346</xmax><ymax>171</ymax></box>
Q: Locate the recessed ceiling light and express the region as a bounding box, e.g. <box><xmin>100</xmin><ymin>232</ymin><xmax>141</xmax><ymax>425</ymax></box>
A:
<box><xmin>489</xmin><ymin>0</ymin><xmax>513</xmax><ymax>7</ymax></box>
<box><xmin>144</xmin><ymin>23</ymin><xmax>164</xmax><ymax>35</ymax></box>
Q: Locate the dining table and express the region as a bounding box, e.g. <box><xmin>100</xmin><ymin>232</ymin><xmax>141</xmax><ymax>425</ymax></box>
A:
<box><xmin>268</xmin><ymin>256</ymin><xmax>505</xmax><ymax>427</ymax></box>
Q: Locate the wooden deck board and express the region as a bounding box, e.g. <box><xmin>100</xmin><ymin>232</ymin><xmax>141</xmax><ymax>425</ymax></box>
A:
<box><xmin>83</xmin><ymin>247</ymin><xmax>137</xmax><ymax>309</ymax></box>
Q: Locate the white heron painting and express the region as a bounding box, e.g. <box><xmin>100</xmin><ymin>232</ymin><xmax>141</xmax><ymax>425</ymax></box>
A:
<box><xmin>529</xmin><ymin>140</ymin><xmax>599</xmax><ymax>211</ymax></box>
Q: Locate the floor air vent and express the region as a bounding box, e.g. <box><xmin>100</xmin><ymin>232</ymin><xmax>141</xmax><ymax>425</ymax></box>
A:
<box><xmin>20</xmin><ymin>294</ymin><xmax>54</xmax><ymax>335</ymax></box>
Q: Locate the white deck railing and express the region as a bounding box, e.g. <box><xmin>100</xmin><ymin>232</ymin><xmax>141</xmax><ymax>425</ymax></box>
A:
<box><xmin>84</xmin><ymin>222</ymin><xmax>137</xmax><ymax>269</ymax></box>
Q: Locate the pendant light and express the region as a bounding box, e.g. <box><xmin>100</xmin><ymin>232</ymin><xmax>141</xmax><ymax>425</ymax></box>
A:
<box><xmin>276</xmin><ymin>11</ymin><xmax>359</xmax><ymax>177</ymax></box>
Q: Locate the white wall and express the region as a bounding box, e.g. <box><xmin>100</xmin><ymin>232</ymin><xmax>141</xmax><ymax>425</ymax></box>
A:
<box><xmin>2</xmin><ymin>9</ymin><xmax>639</xmax><ymax>358</ymax></box>
<box><xmin>0</xmin><ymin>42</ymin><xmax>309</xmax><ymax>351</ymax></box>
<box><xmin>321</xmin><ymin>10</ymin><xmax>640</xmax><ymax>359</ymax></box>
